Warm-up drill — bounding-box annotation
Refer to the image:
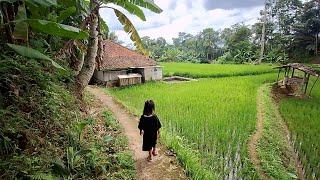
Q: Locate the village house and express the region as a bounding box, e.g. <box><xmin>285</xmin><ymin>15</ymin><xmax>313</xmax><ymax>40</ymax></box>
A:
<box><xmin>93</xmin><ymin>40</ymin><xmax>163</xmax><ymax>86</ymax></box>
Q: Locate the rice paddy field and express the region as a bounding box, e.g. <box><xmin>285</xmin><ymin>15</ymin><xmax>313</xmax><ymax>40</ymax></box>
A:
<box><xmin>160</xmin><ymin>62</ymin><xmax>276</xmax><ymax>78</ymax></box>
<box><xmin>108</xmin><ymin>73</ymin><xmax>277</xmax><ymax>178</ymax></box>
<box><xmin>280</xmin><ymin>77</ymin><xmax>320</xmax><ymax>179</ymax></box>
<box><xmin>105</xmin><ymin>63</ymin><xmax>320</xmax><ymax>179</ymax></box>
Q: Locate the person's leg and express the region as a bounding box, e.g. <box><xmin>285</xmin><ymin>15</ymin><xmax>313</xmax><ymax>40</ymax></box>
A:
<box><xmin>152</xmin><ymin>146</ymin><xmax>158</xmax><ymax>156</ymax></box>
<box><xmin>148</xmin><ymin>148</ymin><xmax>153</xmax><ymax>161</ymax></box>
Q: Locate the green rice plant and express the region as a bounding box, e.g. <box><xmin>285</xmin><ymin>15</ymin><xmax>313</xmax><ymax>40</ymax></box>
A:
<box><xmin>107</xmin><ymin>73</ymin><xmax>277</xmax><ymax>179</ymax></box>
<box><xmin>160</xmin><ymin>62</ymin><xmax>276</xmax><ymax>78</ymax></box>
<box><xmin>280</xmin><ymin>76</ymin><xmax>320</xmax><ymax>179</ymax></box>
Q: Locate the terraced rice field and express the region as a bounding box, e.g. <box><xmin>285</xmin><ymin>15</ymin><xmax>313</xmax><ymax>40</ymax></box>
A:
<box><xmin>280</xmin><ymin>77</ymin><xmax>320</xmax><ymax>179</ymax></box>
<box><xmin>160</xmin><ymin>62</ymin><xmax>276</xmax><ymax>78</ymax></box>
<box><xmin>108</xmin><ymin>73</ymin><xmax>277</xmax><ymax>178</ymax></box>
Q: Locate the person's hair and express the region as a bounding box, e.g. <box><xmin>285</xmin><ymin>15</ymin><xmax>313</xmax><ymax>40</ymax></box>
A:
<box><xmin>143</xmin><ymin>100</ymin><xmax>155</xmax><ymax>116</ymax></box>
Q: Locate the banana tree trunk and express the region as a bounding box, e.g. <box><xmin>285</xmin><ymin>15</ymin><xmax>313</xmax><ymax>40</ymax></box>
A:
<box><xmin>74</xmin><ymin>52</ymin><xmax>84</xmax><ymax>76</ymax></box>
<box><xmin>76</xmin><ymin>14</ymin><xmax>98</xmax><ymax>98</ymax></box>
<box><xmin>315</xmin><ymin>31</ymin><xmax>318</xmax><ymax>56</ymax></box>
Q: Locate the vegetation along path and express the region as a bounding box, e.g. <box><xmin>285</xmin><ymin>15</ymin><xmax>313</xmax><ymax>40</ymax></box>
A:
<box><xmin>249</xmin><ymin>84</ymin><xmax>305</xmax><ymax>179</ymax></box>
<box><xmin>87</xmin><ymin>86</ymin><xmax>187</xmax><ymax>180</ymax></box>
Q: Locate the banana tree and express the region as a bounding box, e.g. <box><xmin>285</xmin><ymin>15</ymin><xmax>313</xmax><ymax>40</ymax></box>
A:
<box><xmin>76</xmin><ymin>0</ymin><xmax>162</xmax><ymax>97</ymax></box>
<box><xmin>0</xmin><ymin>0</ymin><xmax>89</xmax><ymax>69</ymax></box>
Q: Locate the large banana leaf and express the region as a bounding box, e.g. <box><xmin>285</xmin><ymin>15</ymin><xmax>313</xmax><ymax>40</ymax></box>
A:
<box><xmin>26</xmin><ymin>0</ymin><xmax>57</xmax><ymax>7</ymax></box>
<box><xmin>7</xmin><ymin>43</ymin><xmax>65</xmax><ymax>70</ymax></box>
<box><xmin>27</xmin><ymin>19</ymin><xmax>88</xmax><ymax>39</ymax></box>
<box><xmin>99</xmin><ymin>17</ymin><xmax>109</xmax><ymax>34</ymax></box>
<box><xmin>128</xmin><ymin>0</ymin><xmax>162</xmax><ymax>13</ymax></box>
<box><xmin>57</xmin><ymin>6</ymin><xmax>77</xmax><ymax>22</ymax></box>
<box><xmin>0</xmin><ymin>0</ymin><xmax>19</xmax><ymax>3</ymax></box>
<box><xmin>109</xmin><ymin>0</ymin><xmax>146</xmax><ymax>21</ymax></box>
<box><xmin>114</xmin><ymin>9</ymin><xmax>147</xmax><ymax>54</ymax></box>
<box><xmin>13</xmin><ymin>3</ymin><xmax>28</xmax><ymax>41</ymax></box>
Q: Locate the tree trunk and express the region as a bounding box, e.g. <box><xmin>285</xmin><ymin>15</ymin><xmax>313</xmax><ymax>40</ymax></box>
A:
<box><xmin>258</xmin><ymin>1</ymin><xmax>267</xmax><ymax>64</ymax></box>
<box><xmin>76</xmin><ymin>13</ymin><xmax>98</xmax><ymax>98</ymax></box>
<box><xmin>315</xmin><ymin>31</ymin><xmax>318</xmax><ymax>56</ymax></box>
<box><xmin>74</xmin><ymin>52</ymin><xmax>84</xmax><ymax>76</ymax></box>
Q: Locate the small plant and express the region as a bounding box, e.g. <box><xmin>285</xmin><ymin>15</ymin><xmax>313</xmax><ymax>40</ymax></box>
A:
<box><xmin>103</xmin><ymin>111</ymin><xmax>120</xmax><ymax>130</ymax></box>
<box><xmin>74</xmin><ymin>118</ymin><xmax>93</xmax><ymax>142</ymax></box>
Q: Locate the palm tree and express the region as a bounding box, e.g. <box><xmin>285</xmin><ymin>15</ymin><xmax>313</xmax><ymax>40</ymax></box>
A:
<box><xmin>76</xmin><ymin>0</ymin><xmax>162</xmax><ymax>97</ymax></box>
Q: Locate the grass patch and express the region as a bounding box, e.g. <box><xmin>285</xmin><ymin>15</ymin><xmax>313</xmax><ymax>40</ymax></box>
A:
<box><xmin>160</xmin><ymin>62</ymin><xmax>276</xmax><ymax>78</ymax></box>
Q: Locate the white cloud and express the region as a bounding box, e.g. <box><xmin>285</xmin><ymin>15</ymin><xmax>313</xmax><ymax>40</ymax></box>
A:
<box><xmin>100</xmin><ymin>0</ymin><xmax>263</xmax><ymax>45</ymax></box>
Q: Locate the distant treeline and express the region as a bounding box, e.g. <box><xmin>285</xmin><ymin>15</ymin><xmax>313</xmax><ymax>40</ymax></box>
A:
<box><xmin>140</xmin><ymin>0</ymin><xmax>319</xmax><ymax>64</ymax></box>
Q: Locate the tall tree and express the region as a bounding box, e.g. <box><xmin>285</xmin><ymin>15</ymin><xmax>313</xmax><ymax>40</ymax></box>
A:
<box><xmin>258</xmin><ymin>0</ymin><xmax>267</xmax><ymax>64</ymax></box>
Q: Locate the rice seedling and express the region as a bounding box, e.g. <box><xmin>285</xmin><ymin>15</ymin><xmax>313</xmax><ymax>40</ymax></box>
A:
<box><xmin>107</xmin><ymin>73</ymin><xmax>277</xmax><ymax>179</ymax></box>
<box><xmin>160</xmin><ymin>62</ymin><xmax>276</xmax><ymax>78</ymax></box>
<box><xmin>280</xmin><ymin>76</ymin><xmax>320</xmax><ymax>179</ymax></box>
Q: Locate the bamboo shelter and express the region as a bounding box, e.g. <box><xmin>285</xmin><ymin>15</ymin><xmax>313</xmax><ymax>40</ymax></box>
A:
<box><xmin>275</xmin><ymin>63</ymin><xmax>320</xmax><ymax>95</ymax></box>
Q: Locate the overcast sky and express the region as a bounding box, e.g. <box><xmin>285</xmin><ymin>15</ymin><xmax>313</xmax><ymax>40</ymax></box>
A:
<box><xmin>100</xmin><ymin>0</ymin><xmax>265</xmax><ymax>45</ymax></box>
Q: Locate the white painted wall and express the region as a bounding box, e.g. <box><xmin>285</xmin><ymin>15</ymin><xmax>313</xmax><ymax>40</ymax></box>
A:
<box><xmin>94</xmin><ymin>69</ymin><xmax>127</xmax><ymax>82</ymax></box>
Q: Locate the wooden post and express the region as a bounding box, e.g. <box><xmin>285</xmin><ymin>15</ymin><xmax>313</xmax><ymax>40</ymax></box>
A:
<box><xmin>277</xmin><ymin>68</ymin><xmax>281</xmax><ymax>82</ymax></box>
<box><xmin>304</xmin><ymin>74</ymin><xmax>310</xmax><ymax>94</ymax></box>
<box><xmin>291</xmin><ymin>68</ymin><xmax>295</xmax><ymax>78</ymax></box>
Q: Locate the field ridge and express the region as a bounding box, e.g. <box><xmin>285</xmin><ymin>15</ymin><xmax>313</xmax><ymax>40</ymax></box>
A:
<box><xmin>271</xmin><ymin>89</ymin><xmax>305</xmax><ymax>180</ymax></box>
<box><xmin>256</xmin><ymin>84</ymin><xmax>305</xmax><ymax>179</ymax></box>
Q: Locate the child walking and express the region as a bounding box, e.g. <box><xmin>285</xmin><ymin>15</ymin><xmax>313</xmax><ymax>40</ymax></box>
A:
<box><xmin>138</xmin><ymin>100</ymin><xmax>162</xmax><ymax>162</ymax></box>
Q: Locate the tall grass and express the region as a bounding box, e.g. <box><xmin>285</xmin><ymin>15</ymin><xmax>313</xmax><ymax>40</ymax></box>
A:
<box><xmin>280</xmin><ymin>76</ymin><xmax>320</xmax><ymax>179</ymax></box>
<box><xmin>160</xmin><ymin>62</ymin><xmax>276</xmax><ymax>78</ymax></box>
<box><xmin>107</xmin><ymin>73</ymin><xmax>277</xmax><ymax>179</ymax></box>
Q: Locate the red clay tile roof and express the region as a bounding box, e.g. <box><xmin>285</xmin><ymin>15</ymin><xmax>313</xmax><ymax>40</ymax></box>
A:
<box><xmin>97</xmin><ymin>40</ymin><xmax>157</xmax><ymax>70</ymax></box>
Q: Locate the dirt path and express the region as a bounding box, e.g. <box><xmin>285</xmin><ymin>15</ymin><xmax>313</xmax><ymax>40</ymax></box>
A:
<box><xmin>87</xmin><ymin>86</ymin><xmax>187</xmax><ymax>180</ymax></box>
<box><xmin>248</xmin><ymin>86</ymin><xmax>269</xmax><ymax>180</ymax></box>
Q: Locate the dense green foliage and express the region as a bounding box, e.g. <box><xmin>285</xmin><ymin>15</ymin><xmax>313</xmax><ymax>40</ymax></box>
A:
<box><xmin>280</xmin><ymin>77</ymin><xmax>320</xmax><ymax>179</ymax></box>
<box><xmin>141</xmin><ymin>0</ymin><xmax>319</xmax><ymax>64</ymax></box>
<box><xmin>161</xmin><ymin>62</ymin><xmax>276</xmax><ymax>78</ymax></box>
<box><xmin>108</xmin><ymin>73</ymin><xmax>277</xmax><ymax>179</ymax></box>
<box><xmin>0</xmin><ymin>55</ymin><xmax>135</xmax><ymax>178</ymax></box>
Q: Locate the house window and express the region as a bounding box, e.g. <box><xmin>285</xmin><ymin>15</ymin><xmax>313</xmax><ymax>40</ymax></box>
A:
<box><xmin>154</xmin><ymin>67</ymin><xmax>157</xmax><ymax>72</ymax></box>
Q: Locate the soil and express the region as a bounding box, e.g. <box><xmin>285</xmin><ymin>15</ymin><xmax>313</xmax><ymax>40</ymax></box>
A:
<box><xmin>248</xmin><ymin>86</ymin><xmax>269</xmax><ymax>180</ymax></box>
<box><xmin>87</xmin><ymin>86</ymin><xmax>187</xmax><ymax>180</ymax></box>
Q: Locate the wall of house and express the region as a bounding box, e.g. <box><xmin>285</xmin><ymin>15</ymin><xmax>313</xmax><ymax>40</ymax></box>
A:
<box><xmin>131</xmin><ymin>66</ymin><xmax>163</xmax><ymax>82</ymax></box>
<box><xmin>152</xmin><ymin>66</ymin><xmax>163</xmax><ymax>80</ymax></box>
<box><xmin>144</xmin><ymin>67</ymin><xmax>153</xmax><ymax>81</ymax></box>
<box><xmin>93</xmin><ymin>69</ymin><xmax>127</xmax><ymax>83</ymax></box>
